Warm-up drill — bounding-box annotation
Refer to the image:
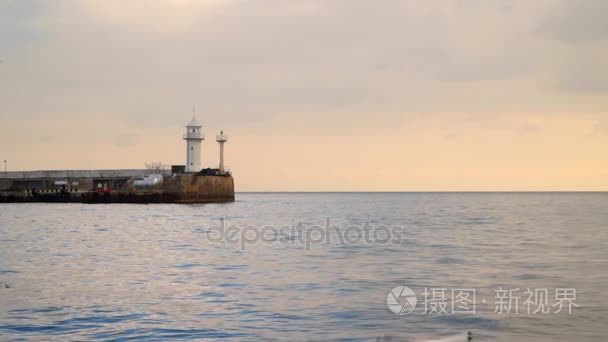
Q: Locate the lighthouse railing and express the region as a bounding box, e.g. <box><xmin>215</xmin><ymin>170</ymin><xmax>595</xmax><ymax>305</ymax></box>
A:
<box><xmin>183</xmin><ymin>132</ymin><xmax>204</xmax><ymax>139</ymax></box>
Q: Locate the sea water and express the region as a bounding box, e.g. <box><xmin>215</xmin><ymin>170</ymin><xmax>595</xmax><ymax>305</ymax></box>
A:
<box><xmin>0</xmin><ymin>193</ymin><xmax>607</xmax><ymax>341</ymax></box>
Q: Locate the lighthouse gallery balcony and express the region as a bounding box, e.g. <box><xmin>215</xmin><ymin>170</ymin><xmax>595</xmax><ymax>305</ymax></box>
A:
<box><xmin>183</xmin><ymin>131</ymin><xmax>204</xmax><ymax>139</ymax></box>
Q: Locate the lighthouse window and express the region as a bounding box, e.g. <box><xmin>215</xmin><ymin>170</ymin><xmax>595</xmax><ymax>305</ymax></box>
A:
<box><xmin>191</xmin><ymin>147</ymin><xmax>193</xmax><ymax>151</ymax></box>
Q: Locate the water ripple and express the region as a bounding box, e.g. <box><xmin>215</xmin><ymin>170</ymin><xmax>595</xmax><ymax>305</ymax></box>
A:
<box><xmin>0</xmin><ymin>193</ymin><xmax>607</xmax><ymax>341</ymax></box>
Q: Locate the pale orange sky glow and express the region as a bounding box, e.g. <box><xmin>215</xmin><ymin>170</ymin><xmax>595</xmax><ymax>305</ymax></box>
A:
<box><xmin>1</xmin><ymin>0</ymin><xmax>607</xmax><ymax>191</ymax></box>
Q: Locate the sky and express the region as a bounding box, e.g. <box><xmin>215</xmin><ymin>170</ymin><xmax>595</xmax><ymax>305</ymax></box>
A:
<box><xmin>0</xmin><ymin>0</ymin><xmax>607</xmax><ymax>191</ymax></box>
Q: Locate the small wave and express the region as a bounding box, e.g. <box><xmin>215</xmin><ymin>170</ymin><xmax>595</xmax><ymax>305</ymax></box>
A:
<box><xmin>10</xmin><ymin>307</ymin><xmax>65</xmax><ymax>314</ymax></box>
<box><xmin>0</xmin><ymin>270</ymin><xmax>20</xmax><ymax>274</ymax></box>
<box><xmin>436</xmin><ymin>257</ymin><xmax>465</xmax><ymax>264</ymax></box>
<box><xmin>218</xmin><ymin>283</ymin><xmax>244</xmax><ymax>288</ymax></box>
<box><xmin>90</xmin><ymin>327</ymin><xmax>248</xmax><ymax>340</ymax></box>
<box><xmin>214</xmin><ymin>265</ymin><xmax>246</xmax><ymax>271</ymax></box>
<box><xmin>56</xmin><ymin>313</ymin><xmax>146</xmax><ymax>325</ymax></box>
<box><xmin>174</xmin><ymin>263</ymin><xmax>201</xmax><ymax>269</ymax></box>
<box><xmin>197</xmin><ymin>291</ymin><xmax>226</xmax><ymax>298</ymax></box>
<box><xmin>512</xmin><ymin>273</ymin><xmax>540</xmax><ymax>280</ymax></box>
<box><xmin>433</xmin><ymin>314</ymin><xmax>500</xmax><ymax>329</ymax></box>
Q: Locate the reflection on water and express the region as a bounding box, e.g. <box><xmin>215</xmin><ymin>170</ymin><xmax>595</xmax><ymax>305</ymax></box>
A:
<box><xmin>0</xmin><ymin>193</ymin><xmax>607</xmax><ymax>341</ymax></box>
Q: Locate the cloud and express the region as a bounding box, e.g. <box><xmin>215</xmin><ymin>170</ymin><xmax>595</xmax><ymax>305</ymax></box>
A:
<box><xmin>1</xmin><ymin>0</ymin><xmax>608</xmax><ymax>190</ymax></box>
<box><xmin>588</xmin><ymin>119</ymin><xmax>608</xmax><ymax>138</ymax></box>
<box><xmin>541</xmin><ymin>0</ymin><xmax>608</xmax><ymax>44</ymax></box>
<box><xmin>113</xmin><ymin>133</ymin><xmax>137</xmax><ymax>147</ymax></box>
<box><xmin>2</xmin><ymin>0</ymin><xmax>606</xmax><ymax>119</ymax></box>
<box><xmin>76</xmin><ymin>0</ymin><xmax>231</xmax><ymax>33</ymax></box>
<box><xmin>548</xmin><ymin>44</ymin><xmax>608</xmax><ymax>93</ymax></box>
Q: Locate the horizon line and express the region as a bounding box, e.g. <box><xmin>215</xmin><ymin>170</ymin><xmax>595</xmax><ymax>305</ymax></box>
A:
<box><xmin>236</xmin><ymin>191</ymin><xmax>608</xmax><ymax>193</ymax></box>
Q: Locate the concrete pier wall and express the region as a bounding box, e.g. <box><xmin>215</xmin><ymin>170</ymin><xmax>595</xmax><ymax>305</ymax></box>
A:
<box><xmin>169</xmin><ymin>175</ymin><xmax>235</xmax><ymax>203</ymax></box>
<box><xmin>0</xmin><ymin>170</ymin><xmax>235</xmax><ymax>203</ymax></box>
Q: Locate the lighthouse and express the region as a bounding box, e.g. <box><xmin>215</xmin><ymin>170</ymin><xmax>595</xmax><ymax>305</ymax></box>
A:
<box><xmin>216</xmin><ymin>131</ymin><xmax>228</xmax><ymax>174</ymax></box>
<box><xmin>183</xmin><ymin>110</ymin><xmax>204</xmax><ymax>173</ymax></box>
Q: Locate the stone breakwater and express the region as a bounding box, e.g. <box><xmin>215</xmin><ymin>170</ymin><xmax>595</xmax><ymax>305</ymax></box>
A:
<box><xmin>0</xmin><ymin>170</ymin><xmax>235</xmax><ymax>203</ymax></box>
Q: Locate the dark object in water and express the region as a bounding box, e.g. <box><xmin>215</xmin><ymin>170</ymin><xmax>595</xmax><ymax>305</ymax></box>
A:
<box><xmin>467</xmin><ymin>331</ymin><xmax>472</xmax><ymax>341</ymax></box>
<box><xmin>0</xmin><ymin>282</ymin><xmax>11</xmax><ymax>288</ymax></box>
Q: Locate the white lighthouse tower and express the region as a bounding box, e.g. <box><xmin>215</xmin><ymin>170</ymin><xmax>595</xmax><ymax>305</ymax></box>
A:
<box><xmin>183</xmin><ymin>108</ymin><xmax>204</xmax><ymax>173</ymax></box>
<box><xmin>216</xmin><ymin>130</ymin><xmax>228</xmax><ymax>174</ymax></box>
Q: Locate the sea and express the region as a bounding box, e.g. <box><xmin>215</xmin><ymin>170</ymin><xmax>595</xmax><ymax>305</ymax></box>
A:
<box><xmin>0</xmin><ymin>192</ymin><xmax>606</xmax><ymax>341</ymax></box>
